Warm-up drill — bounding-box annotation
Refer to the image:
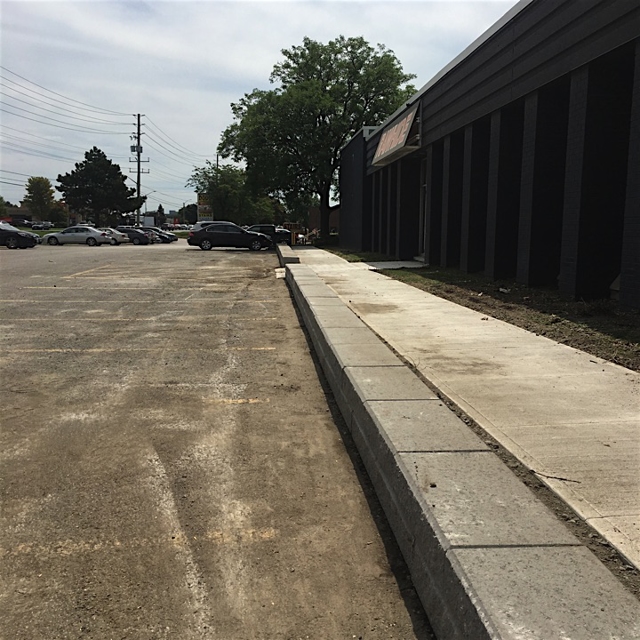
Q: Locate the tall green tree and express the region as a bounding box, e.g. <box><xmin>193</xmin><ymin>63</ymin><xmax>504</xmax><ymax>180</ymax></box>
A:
<box><xmin>56</xmin><ymin>147</ymin><xmax>145</xmax><ymax>227</ymax></box>
<box><xmin>218</xmin><ymin>35</ymin><xmax>415</xmax><ymax>238</ymax></box>
<box><xmin>188</xmin><ymin>163</ymin><xmax>261</xmax><ymax>225</ymax></box>
<box><xmin>22</xmin><ymin>177</ymin><xmax>56</xmax><ymax>220</ymax></box>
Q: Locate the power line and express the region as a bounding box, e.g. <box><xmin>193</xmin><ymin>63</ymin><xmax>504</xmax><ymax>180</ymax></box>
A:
<box><xmin>146</xmin><ymin>116</ymin><xmax>209</xmax><ymax>159</ymax></box>
<box><xmin>0</xmin><ymin>125</ymin><xmax>104</xmax><ymax>152</ymax></box>
<box><xmin>1</xmin><ymin>91</ymin><xmax>130</xmax><ymax>126</ymax></box>
<box><xmin>1</xmin><ymin>106</ymin><xmax>131</xmax><ymax>135</ymax></box>
<box><xmin>0</xmin><ymin>169</ymin><xmax>35</xmax><ymax>177</ymax></box>
<box><xmin>144</xmin><ymin>138</ymin><xmax>199</xmax><ymax>168</ymax></box>
<box><xmin>0</xmin><ymin>66</ymin><xmax>130</xmax><ymax>116</ymax></box>
<box><xmin>0</xmin><ymin>140</ymin><xmax>77</xmax><ymax>162</ymax></box>
<box><xmin>145</xmin><ymin>131</ymin><xmax>201</xmax><ymax>164</ymax></box>
<box><xmin>1</xmin><ymin>77</ymin><xmax>131</xmax><ymax>125</ymax></box>
<box><xmin>1</xmin><ymin>132</ymin><xmax>88</xmax><ymax>157</ymax></box>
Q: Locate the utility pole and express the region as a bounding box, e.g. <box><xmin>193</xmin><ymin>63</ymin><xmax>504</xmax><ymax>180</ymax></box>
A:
<box><xmin>130</xmin><ymin>114</ymin><xmax>149</xmax><ymax>226</ymax></box>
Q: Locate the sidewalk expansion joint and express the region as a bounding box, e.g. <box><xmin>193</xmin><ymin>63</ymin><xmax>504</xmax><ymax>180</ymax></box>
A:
<box><xmin>448</xmin><ymin>543</ymin><xmax>584</xmax><ymax>550</ymax></box>
<box><xmin>398</xmin><ymin>449</ymin><xmax>492</xmax><ymax>454</ymax></box>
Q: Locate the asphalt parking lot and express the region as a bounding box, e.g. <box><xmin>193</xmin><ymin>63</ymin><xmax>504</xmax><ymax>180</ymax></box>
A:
<box><xmin>0</xmin><ymin>242</ymin><xmax>434</xmax><ymax>640</ymax></box>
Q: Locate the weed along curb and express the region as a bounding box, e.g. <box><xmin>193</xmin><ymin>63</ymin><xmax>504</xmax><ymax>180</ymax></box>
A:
<box><xmin>285</xmin><ymin>262</ymin><xmax>640</xmax><ymax>640</ymax></box>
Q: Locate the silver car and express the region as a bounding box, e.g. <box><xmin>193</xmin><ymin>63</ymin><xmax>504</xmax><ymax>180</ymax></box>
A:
<box><xmin>42</xmin><ymin>226</ymin><xmax>111</xmax><ymax>246</ymax></box>
<box><xmin>98</xmin><ymin>228</ymin><xmax>131</xmax><ymax>245</ymax></box>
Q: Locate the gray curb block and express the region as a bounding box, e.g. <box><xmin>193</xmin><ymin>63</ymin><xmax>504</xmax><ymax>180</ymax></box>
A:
<box><xmin>276</xmin><ymin>243</ymin><xmax>300</xmax><ymax>266</ymax></box>
<box><xmin>286</xmin><ymin>263</ymin><xmax>640</xmax><ymax>640</ymax></box>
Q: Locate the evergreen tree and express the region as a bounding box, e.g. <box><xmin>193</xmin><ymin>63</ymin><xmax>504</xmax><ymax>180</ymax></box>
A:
<box><xmin>56</xmin><ymin>147</ymin><xmax>144</xmax><ymax>227</ymax></box>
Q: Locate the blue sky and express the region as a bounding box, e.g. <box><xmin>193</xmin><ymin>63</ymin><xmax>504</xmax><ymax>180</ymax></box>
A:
<box><xmin>1</xmin><ymin>0</ymin><xmax>519</xmax><ymax>212</ymax></box>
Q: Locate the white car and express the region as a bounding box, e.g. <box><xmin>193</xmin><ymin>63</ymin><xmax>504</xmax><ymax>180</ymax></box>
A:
<box><xmin>99</xmin><ymin>228</ymin><xmax>131</xmax><ymax>245</ymax></box>
<box><xmin>42</xmin><ymin>226</ymin><xmax>111</xmax><ymax>246</ymax></box>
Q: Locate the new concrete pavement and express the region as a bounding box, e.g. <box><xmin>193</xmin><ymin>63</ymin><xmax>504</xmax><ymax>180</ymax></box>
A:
<box><xmin>279</xmin><ymin>245</ymin><xmax>640</xmax><ymax>640</ymax></box>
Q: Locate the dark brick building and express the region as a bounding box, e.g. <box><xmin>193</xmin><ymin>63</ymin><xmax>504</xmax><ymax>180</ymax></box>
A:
<box><xmin>339</xmin><ymin>0</ymin><xmax>640</xmax><ymax>308</ymax></box>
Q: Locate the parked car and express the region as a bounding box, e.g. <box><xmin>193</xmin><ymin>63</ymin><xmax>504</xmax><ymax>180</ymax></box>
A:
<box><xmin>144</xmin><ymin>229</ymin><xmax>162</xmax><ymax>243</ymax></box>
<box><xmin>98</xmin><ymin>228</ymin><xmax>131</xmax><ymax>245</ymax></box>
<box><xmin>0</xmin><ymin>222</ymin><xmax>39</xmax><ymax>249</ymax></box>
<box><xmin>246</xmin><ymin>224</ymin><xmax>291</xmax><ymax>245</ymax></box>
<box><xmin>42</xmin><ymin>226</ymin><xmax>110</xmax><ymax>246</ymax></box>
<box><xmin>115</xmin><ymin>226</ymin><xmax>150</xmax><ymax>245</ymax></box>
<box><xmin>187</xmin><ymin>221</ymin><xmax>272</xmax><ymax>251</ymax></box>
<box><xmin>31</xmin><ymin>221</ymin><xmax>53</xmax><ymax>230</ymax></box>
<box><xmin>141</xmin><ymin>226</ymin><xmax>178</xmax><ymax>243</ymax></box>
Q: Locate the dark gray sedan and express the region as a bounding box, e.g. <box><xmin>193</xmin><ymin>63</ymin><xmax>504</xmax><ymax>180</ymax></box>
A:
<box><xmin>187</xmin><ymin>221</ymin><xmax>272</xmax><ymax>251</ymax></box>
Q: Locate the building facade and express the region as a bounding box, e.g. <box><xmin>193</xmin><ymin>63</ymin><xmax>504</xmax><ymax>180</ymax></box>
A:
<box><xmin>339</xmin><ymin>0</ymin><xmax>640</xmax><ymax>308</ymax></box>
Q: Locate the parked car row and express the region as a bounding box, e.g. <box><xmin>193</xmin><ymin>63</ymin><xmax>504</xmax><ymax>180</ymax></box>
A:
<box><xmin>3</xmin><ymin>220</ymin><xmax>291</xmax><ymax>253</ymax></box>
<box><xmin>0</xmin><ymin>224</ymin><xmax>182</xmax><ymax>248</ymax></box>
<box><xmin>12</xmin><ymin>220</ymin><xmax>55</xmax><ymax>230</ymax></box>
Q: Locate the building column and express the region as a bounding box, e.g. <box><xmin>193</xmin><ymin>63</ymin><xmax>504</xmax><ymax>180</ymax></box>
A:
<box><xmin>517</xmin><ymin>91</ymin><xmax>538</xmax><ymax>284</ymax></box>
<box><xmin>423</xmin><ymin>145</ymin><xmax>436</xmax><ymax>265</ymax></box>
<box><xmin>440</xmin><ymin>135</ymin><xmax>452</xmax><ymax>266</ymax></box>
<box><xmin>460</xmin><ymin>124</ymin><xmax>473</xmax><ymax>272</ymax></box>
<box><xmin>371</xmin><ymin>171</ymin><xmax>380</xmax><ymax>253</ymax></box>
<box><xmin>558</xmin><ymin>67</ymin><xmax>589</xmax><ymax>298</ymax></box>
<box><xmin>620</xmin><ymin>40</ymin><xmax>640</xmax><ymax>309</ymax></box>
<box><xmin>485</xmin><ymin>110</ymin><xmax>502</xmax><ymax>279</ymax></box>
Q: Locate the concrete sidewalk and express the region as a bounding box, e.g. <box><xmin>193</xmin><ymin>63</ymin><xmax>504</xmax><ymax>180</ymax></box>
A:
<box><xmin>282</xmin><ymin>245</ymin><xmax>640</xmax><ymax>639</ymax></box>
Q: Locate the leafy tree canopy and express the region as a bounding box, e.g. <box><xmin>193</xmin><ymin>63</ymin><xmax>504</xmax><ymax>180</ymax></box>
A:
<box><xmin>187</xmin><ymin>163</ymin><xmax>283</xmax><ymax>226</ymax></box>
<box><xmin>179</xmin><ymin>203</ymin><xmax>198</xmax><ymax>225</ymax></box>
<box><xmin>22</xmin><ymin>177</ymin><xmax>56</xmax><ymax>220</ymax></box>
<box><xmin>56</xmin><ymin>147</ymin><xmax>145</xmax><ymax>227</ymax></box>
<box><xmin>218</xmin><ymin>35</ymin><xmax>415</xmax><ymax>237</ymax></box>
<box><xmin>0</xmin><ymin>195</ymin><xmax>10</xmax><ymax>217</ymax></box>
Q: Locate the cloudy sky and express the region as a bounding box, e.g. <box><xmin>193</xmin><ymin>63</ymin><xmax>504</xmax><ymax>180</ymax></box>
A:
<box><xmin>1</xmin><ymin>0</ymin><xmax>519</xmax><ymax>214</ymax></box>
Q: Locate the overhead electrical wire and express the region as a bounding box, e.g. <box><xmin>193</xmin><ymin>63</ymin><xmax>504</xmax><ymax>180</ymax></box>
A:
<box><xmin>0</xmin><ymin>169</ymin><xmax>34</xmax><ymax>177</ymax></box>
<box><xmin>0</xmin><ymin>124</ymin><xmax>115</xmax><ymax>153</ymax></box>
<box><xmin>0</xmin><ymin>67</ymin><xmax>202</xmax><ymax>204</ymax></box>
<box><xmin>145</xmin><ymin>116</ymin><xmax>209</xmax><ymax>159</ymax></box>
<box><xmin>144</xmin><ymin>131</ymin><xmax>201</xmax><ymax>165</ymax></box>
<box><xmin>143</xmin><ymin>138</ymin><xmax>199</xmax><ymax>168</ymax></box>
<box><xmin>1</xmin><ymin>131</ymin><xmax>94</xmax><ymax>157</ymax></box>
<box><xmin>149</xmin><ymin>165</ymin><xmax>192</xmax><ymax>182</ymax></box>
<box><xmin>0</xmin><ymin>65</ymin><xmax>130</xmax><ymax>116</ymax></box>
<box><xmin>0</xmin><ymin>78</ymin><xmax>131</xmax><ymax>125</ymax></box>
<box><xmin>1</xmin><ymin>92</ymin><xmax>130</xmax><ymax>126</ymax></box>
<box><xmin>145</xmin><ymin>194</ymin><xmax>184</xmax><ymax>208</ymax></box>
<box><xmin>143</xmin><ymin>152</ymin><xmax>194</xmax><ymax>177</ymax></box>
<box><xmin>1</xmin><ymin>140</ymin><xmax>77</xmax><ymax>162</ymax></box>
<box><xmin>0</xmin><ymin>106</ymin><xmax>130</xmax><ymax>135</ymax></box>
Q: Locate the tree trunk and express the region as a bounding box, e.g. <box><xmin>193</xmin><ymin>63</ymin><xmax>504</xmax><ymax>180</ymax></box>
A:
<box><xmin>319</xmin><ymin>188</ymin><xmax>331</xmax><ymax>240</ymax></box>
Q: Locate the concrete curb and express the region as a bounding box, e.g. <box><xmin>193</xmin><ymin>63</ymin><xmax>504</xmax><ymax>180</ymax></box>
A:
<box><xmin>275</xmin><ymin>243</ymin><xmax>300</xmax><ymax>266</ymax></box>
<box><xmin>286</xmin><ymin>263</ymin><xmax>640</xmax><ymax>640</ymax></box>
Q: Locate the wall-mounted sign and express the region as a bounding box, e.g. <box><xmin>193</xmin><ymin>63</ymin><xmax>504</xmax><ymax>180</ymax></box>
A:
<box><xmin>373</xmin><ymin>104</ymin><xmax>419</xmax><ymax>166</ymax></box>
